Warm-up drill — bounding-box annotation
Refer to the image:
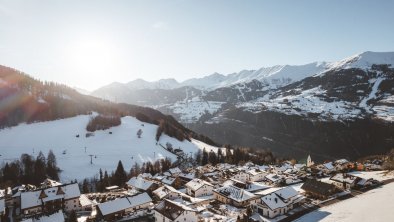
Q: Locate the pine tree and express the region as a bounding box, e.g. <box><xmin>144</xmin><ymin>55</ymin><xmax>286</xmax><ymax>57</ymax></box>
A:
<box><xmin>47</xmin><ymin>150</ymin><xmax>59</xmax><ymax>180</ymax></box>
<box><xmin>34</xmin><ymin>151</ymin><xmax>47</xmax><ymax>185</ymax></box>
<box><xmin>208</xmin><ymin>151</ymin><xmax>218</xmax><ymax>165</ymax></box>
<box><xmin>82</xmin><ymin>179</ymin><xmax>90</xmax><ymax>193</ymax></box>
<box><xmin>202</xmin><ymin>148</ymin><xmax>209</xmax><ymax>165</ymax></box>
<box><xmin>195</xmin><ymin>149</ymin><xmax>202</xmax><ymax>165</ymax></box>
<box><xmin>113</xmin><ymin>161</ymin><xmax>127</xmax><ymax>186</ymax></box>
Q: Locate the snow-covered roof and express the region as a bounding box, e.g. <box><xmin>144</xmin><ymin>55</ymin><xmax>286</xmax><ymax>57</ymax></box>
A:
<box><xmin>335</xmin><ymin>159</ymin><xmax>349</xmax><ymax>165</ymax></box>
<box><xmin>155</xmin><ymin>199</ymin><xmax>196</xmax><ymax>220</ymax></box>
<box><xmin>265</xmin><ymin>174</ymin><xmax>282</xmax><ymax>182</ymax></box>
<box><xmin>169</xmin><ymin>167</ymin><xmax>182</xmax><ymax>175</ymax></box>
<box><xmin>161</xmin><ymin>176</ymin><xmax>176</xmax><ymax>185</ymax></box>
<box><xmin>127</xmin><ymin>177</ymin><xmax>156</xmax><ymax>191</ymax></box>
<box><xmin>323</xmin><ymin>162</ymin><xmax>335</xmax><ymax>170</ymax></box>
<box><xmin>97</xmin><ymin>193</ymin><xmax>152</xmax><ymax>216</ymax></box>
<box><xmin>260</xmin><ymin>186</ymin><xmax>301</xmax><ymax>210</ymax></box>
<box><xmin>153</xmin><ymin>185</ymin><xmax>179</xmax><ymax>199</ymax></box>
<box><xmin>21</xmin><ymin>183</ymin><xmax>80</xmax><ymax>210</ymax></box>
<box><xmin>274</xmin><ymin>186</ymin><xmax>299</xmax><ymax>201</ymax></box>
<box><xmin>261</xmin><ymin>193</ymin><xmax>287</xmax><ymax>210</ymax></box>
<box><xmin>186</xmin><ymin>179</ymin><xmax>213</xmax><ymax>191</ymax></box>
<box><xmin>330</xmin><ymin>174</ymin><xmax>359</xmax><ymax>184</ymax></box>
<box><xmin>214</xmin><ymin>185</ymin><xmax>256</xmax><ymax>202</ymax></box>
<box><xmin>79</xmin><ymin>194</ymin><xmax>94</xmax><ymax>207</ymax></box>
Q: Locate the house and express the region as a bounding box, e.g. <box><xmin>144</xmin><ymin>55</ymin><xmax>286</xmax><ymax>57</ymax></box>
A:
<box><xmin>253</xmin><ymin>186</ymin><xmax>304</xmax><ymax>219</ymax></box>
<box><xmin>230</xmin><ymin>171</ymin><xmax>249</xmax><ymax>182</ymax></box>
<box><xmin>127</xmin><ymin>176</ymin><xmax>159</xmax><ymax>194</ymax></box>
<box><xmin>213</xmin><ymin>185</ymin><xmax>260</xmax><ymax>207</ymax></box>
<box><xmin>329</xmin><ymin>173</ymin><xmax>361</xmax><ymax>190</ymax></box>
<box><xmin>153</xmin><ymin>185</ymin><xmax>181</xmax><ymax>200</ymax></box>
<box><xmin>20</xmin><ymin>183</ymin><xmax>81</xmax><ymax>216</ymax></box>
<box><xmin>185</xmin><ymin>179</ymin><xmax>214</xmax><ymax>197</ymax></box>
<box><xmin>96</xmin><ymin>193</ymin><xmax>152</xmax><ymax>221</ymax></box>
<box><xmin>155</xmin><ymin>199</ymin><xmax>198</xmax><ymax>222</ymax></box>
<box><xmin>247</xmin><ymin>169</ymin><xmax>267</xmax><ymax>182</ymax></box>
<box><xmin>301</xmin><ymin>179</ymin><xmax>339</xmax><ymax>200</ymax></box>
<box><xmin>334</xmin><ymin>159</ymin><xmax>350</xmax><ymax>170</ymax></box>
<box><xmin>168</xmin><ymin>167</ymin><xmax>182</xmax><ymax>177</ymax></box>
<box><xmin>320</xmin><ymin>162</ymin><xmax>335</xmax><ymax>174</ymax></box>
<box><xmin>265</xmin><ymin>174</ymin><xmax>283</xmax><ymax>185</ymax></box>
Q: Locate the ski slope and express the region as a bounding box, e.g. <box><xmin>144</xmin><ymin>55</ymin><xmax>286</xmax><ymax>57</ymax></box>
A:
<box><xmin>0</xmin><ymin>115</ymin><xmax>220</xmax><ymax>182</ymax></box>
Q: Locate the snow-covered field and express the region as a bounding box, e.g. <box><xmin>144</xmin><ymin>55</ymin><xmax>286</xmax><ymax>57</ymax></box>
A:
<box><xmin>295</xmin><ymin>182</ymin><xmax>394</xmax><ymax>222</ymax></box>
<box><xmin>0</xmin><ymin>115</ymin><xmax>220</xmax><ymax>182</ymax></box>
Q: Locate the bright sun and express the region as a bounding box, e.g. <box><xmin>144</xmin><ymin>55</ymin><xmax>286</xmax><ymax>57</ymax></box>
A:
<box><xmin>63</xmin><ymin>36</ymin><xmax>121</xmax><ymax>89</ymax></box>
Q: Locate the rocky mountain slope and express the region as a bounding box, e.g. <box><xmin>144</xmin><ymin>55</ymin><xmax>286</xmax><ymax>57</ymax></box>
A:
<box><xmin>89</xmin><ymin>52</ymin><xmax>394</xmax><ymax>160</ymax></box>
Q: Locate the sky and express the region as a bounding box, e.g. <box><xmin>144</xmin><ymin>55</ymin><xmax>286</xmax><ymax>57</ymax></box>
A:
<box><xmin>0</xmin><ymin>0</ymin><xmax>394</xmax><ymax>91</ymax></box>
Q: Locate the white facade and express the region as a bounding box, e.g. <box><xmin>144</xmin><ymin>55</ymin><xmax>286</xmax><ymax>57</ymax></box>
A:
<box><xmin>185</xmin><ymin>179</ymin><xmax>214</xmax><ymax>197</ymax></box>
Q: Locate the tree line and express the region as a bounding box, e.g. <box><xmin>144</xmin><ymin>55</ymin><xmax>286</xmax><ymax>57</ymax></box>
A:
<box><xmin>0</xmin><ymin>150</ymin><xmax>60</xmax><ymax>188</ymax></box>
<box><xmin>86</xmin><ymin>115</ymin><xmax>121</xmax><ymax>132</ymax></box>
<box><xmin>83</xmin><ymin>157</ymin><xmax>173</xmax><ymax>193</ymax></box>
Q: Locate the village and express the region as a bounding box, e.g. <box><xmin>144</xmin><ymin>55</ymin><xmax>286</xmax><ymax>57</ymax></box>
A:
<box><xmin>0</xmin><ymin>154</ymin><xmax>393</xmax><ymax>222</ymax></box>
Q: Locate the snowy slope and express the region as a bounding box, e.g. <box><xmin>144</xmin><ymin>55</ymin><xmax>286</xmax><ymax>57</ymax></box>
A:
<box><xmin>0</xmin><ymin>115</ymin><xmax>221</xmax><ymax>182</ymax></box>
<box><xmin>295</xmin><ymin>182</ymin><xmax>394</xmax><ymax>222</ymax></box>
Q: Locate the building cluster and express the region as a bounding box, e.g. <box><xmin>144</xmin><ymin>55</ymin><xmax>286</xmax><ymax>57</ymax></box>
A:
<box><xmin>0</xmin><ymin>155</ymin><xmax>386</xmax><ymax>222</ymax></box>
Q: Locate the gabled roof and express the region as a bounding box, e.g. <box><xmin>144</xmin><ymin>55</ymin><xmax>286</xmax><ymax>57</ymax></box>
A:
<box><xmin>214</xmin><ymin>185</ymin><xmax>256</xmax><ymax>202</ymax></box>
<box><xmin>155</xmin><ymin>199</ymin><xmax>195</xmax><ymax>220</ymax></box>
<box><xmin>301</xmin><ymin>179</ymin><xmax>338</xmax><ymax>196</ymax></box>
<box><xmin>185</xmin><ymin>179</ymin><xmax>213</xmax><ymax>191</ymax></box>
<box><xmin>97</xmin><ymin>193</ymin><xmax>152</xmax><ymax>216</ymax></box>
<box><xmin>21</xmin><ymin>183</ymin><xmax>80</xmax><ymax>210</ymax></box>
<box><xmin>153</xmin><ymin>185</ymin><xmax>179</xmax><ymax>199</ymax></box>
<box><xmin>127</xmin><ymin>176</ymin><xmax>157</xmax><ymax>191</ymax></box>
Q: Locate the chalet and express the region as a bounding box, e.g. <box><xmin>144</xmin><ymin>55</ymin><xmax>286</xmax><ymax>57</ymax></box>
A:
<box><xmin>96</xmin><ymin>193</ymin><xmax>152</xmax><ymax>221</ymax></box>
<box><xmin>329</xmin><ymin>173</ymin><xmax>361</xmax><ymax>190</ymax></box>
<box><xmin>127</xmin><ymin>176</ymin><xmax>159</xmax><ymax>194</ymax></box>
<box><xmin>178</xmin><ymin>172</ymin><xmax>196</xmax><ymax>183</ymax></box>
<box><xmin>185</xmin><ymin>179</ymin><xmax>214</xmax><ymax>197</ymax></box>
<box><xmin>230</xmin><ymin>171</ymin><xmax>249</xmax><ymax>182</ymax></box>
<box><xmin>265</xmin><ymin>174</ymin><xmax>283</xmax><ymax>185</ymax></box>
<box><xmin>213</xmin><ymin>185</ymin><xmax>259</xmax><ymax>207</ymax></box>
<box><xmin>253</xmin><ymin>186</ymin><xmax>303</xmax><ymax>219</ymax></box>
<box><xmin>168</xmin><ymin>167</ymin><xmax>182</xmax><ymax>177</ymax></box>
<box><xmin>301</xmin><ymin>179</ymin><xmax>339</xmax><ymax>200</ymax></box>
<box><xmin>320</xmin><ymin>162</ymin><xmax>335</xmax><ymax>174</ymax></box>
<box><xmin>153</xmin><ymin>185</ymin><xmax>181</xmax><ymax>200</ymax></box>
<box><xmin>247</xmin><ymin>169</ymin><xmax>267</xmax><ymax>182</ymax></box>
<box><xmin>334</xmin><ymin>159</ymin><xmax>350</xmax><ymax>170</ymax></box>
<box><xmin>154</xmin><ymin>199</ymin><xmax>198</xmax><ymax>222</ymax></box>
<box><xmin>20</xmin><ymin>183</ymin><xmax>81</xmax><ymax>216</ymax></box>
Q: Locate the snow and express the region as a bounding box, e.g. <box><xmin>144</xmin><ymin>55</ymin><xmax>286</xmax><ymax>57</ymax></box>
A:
<box><xmin>169</xmin><ymin>97</ymin><xmax>225</xmax><ymax>123</ymax></box>
<box><xmin>240</xmin><ymin>86</ymin><xmax>362</xmax><ymax>120</ymax></box>
<box><xmin>359</xmin><ymin>77</ymin><xmax>384</xmax><ymax>109</ymax></box>
<box><xmin>97</xmin><ymin>193</ymin><xmax>152</xmax><ymax>216</ymax></box>
<box><xmin>294</xmin><ymin>182</ymin><xmax>394</xmax><ymax>222</ymax></box>
<box><xmin>347</xmin><ymin>171</ymin><xmax>394</xmax><ymax>182</ymax></box>
<box><xmin>23</xmin><ymin>211</ymin><xmax>65</xmax><ymax>222</ymax></box>
<box><xmin>327</xmin><ymin>51</ymin><xmax>394</xmax><ymax>71</ymax></box>
<box><xmin>0</xmin><ymin>114</ymin><xmax>220</xmax><ymax>181</ymax></box>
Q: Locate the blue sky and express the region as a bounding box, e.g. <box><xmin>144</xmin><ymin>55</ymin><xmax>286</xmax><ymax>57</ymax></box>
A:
<box><xmin>0</xmin><ymin>0</ymin><xmax>393</xmax><ymax>90</ymax></box>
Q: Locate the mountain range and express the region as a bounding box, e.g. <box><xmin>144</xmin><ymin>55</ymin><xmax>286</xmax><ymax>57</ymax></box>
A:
<box><xmin>89</xmin><ymin>51</ymin><xmax>394</xmax><ymax>160</ymax></box>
